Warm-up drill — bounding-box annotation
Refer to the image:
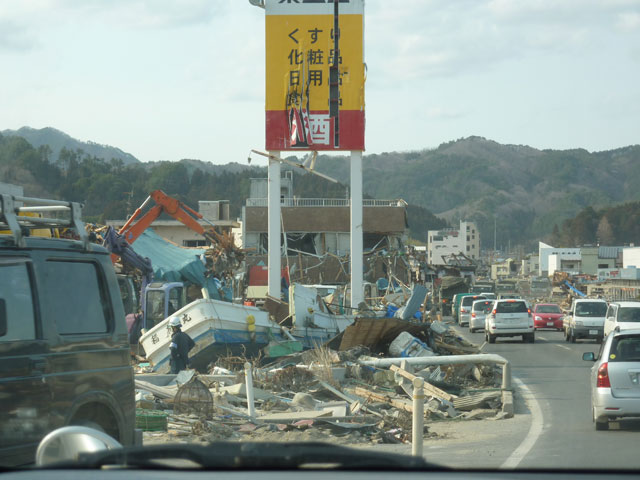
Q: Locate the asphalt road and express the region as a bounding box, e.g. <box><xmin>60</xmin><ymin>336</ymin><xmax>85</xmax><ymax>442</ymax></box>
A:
<box><xmin>457</xmin><ymin>322</ymin><xmax>640</xmax><ymax>470</ymax></box>
<box><xmin>376</xmin><ymin>319</ymin><xmax>640</xmax><ymax>470</ymax></box>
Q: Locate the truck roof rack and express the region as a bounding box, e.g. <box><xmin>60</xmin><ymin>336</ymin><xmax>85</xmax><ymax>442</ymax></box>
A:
<box><xmin>0</xmin><ymin>193</ymin><xmax>88</xmax><ymax>249</ymax></box>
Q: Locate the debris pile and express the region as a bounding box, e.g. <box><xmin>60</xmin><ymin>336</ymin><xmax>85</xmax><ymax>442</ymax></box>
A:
<box><xmin>134</xmin><ymin>322</ymin><xmax>511</xmax><ymax>447</ymax></box>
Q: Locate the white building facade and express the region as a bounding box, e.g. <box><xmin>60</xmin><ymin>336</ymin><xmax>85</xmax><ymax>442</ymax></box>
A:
<box><xmin>428</xmin><ymin>221</ymin><xmax>480</xmax><ymax>265</ymax></box>
<box><xmin>623</xmin><ymin>246</ymin><xmax>640</xmax><ymax>269</ymax></box>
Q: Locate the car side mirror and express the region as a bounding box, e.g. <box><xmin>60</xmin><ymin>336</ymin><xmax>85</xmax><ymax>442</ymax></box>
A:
<box><xmin>36</xmin><ymin>426</ymin><xmax>122</xmax><ymax>466</ymax></box>
<box><xmin>0</xmin><ymin>299</ymin><xmax>7</xmax><ymax>337</ymax></box>
<box><xmin>582</xmin><ymin>352</ymin><xmax>596</xmax><ymax>362</ymax></box>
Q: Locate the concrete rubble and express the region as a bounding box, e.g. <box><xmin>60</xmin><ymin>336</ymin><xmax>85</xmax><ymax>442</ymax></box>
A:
<box><xmin>134</xmin><ymin>320</ymin><xmax>512</xmax><ymax>446</ymax></box>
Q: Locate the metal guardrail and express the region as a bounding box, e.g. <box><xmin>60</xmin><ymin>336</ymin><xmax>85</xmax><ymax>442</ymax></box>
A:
<box><xmin>358</xmin><ymin>353</ymin><xmax>512</xmax><ymax>390</ymax></box>
<box><xmin>246</xmin><ymin>198</ymin><xmax>405</xmax><ymax>208</ymax></box>
<box><xmin>0</xmin><ymin>194</ymin><xmax>88</xmax><ymax>249</ymax></box>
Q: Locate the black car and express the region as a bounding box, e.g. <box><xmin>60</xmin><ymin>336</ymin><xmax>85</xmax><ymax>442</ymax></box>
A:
<box><xmin>0</xmin><ymin>194</ymin><xmax>136</xmax><ymax>467</ymax></box>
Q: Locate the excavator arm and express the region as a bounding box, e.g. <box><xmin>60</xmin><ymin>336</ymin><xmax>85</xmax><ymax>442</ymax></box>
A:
<box><xmin>118</xmin><ymin>190</ymin><xmax>230</xmax><ymax>248</ymax></box>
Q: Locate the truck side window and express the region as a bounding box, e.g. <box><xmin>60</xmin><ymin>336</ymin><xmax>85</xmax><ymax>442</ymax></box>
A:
<box><xmin>0</xmin><ymin>262</ymin><xmax>36</xmax><ymax>341</ymax></box>
<box><xmin>43</xmin><ymin>260</ymin><xmax>110</xmax><ymax>335</ymax></box>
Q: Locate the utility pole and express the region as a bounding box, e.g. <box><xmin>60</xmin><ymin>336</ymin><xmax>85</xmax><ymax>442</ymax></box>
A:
<box><xmin>493</xmin><ymin>216</ymin><xmax>497</xmax><ymax>253</ymax></box>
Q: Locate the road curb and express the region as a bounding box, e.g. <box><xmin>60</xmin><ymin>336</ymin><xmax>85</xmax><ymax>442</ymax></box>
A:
<box><xmin>501</xmin><ymin>390</ymin><xmax>514</xmax><ymax>418</ymax></box>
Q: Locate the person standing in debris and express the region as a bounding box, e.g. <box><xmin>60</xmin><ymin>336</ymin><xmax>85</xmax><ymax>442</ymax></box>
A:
<box><xmin>169</xmin><ymin>316</ymin><xmax>195</xmax><ymax>374</ymax></box>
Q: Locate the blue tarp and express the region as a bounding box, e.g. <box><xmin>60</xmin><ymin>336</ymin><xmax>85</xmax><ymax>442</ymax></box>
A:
<box><xmin>131</xmin><ymin>229</ymin><xmax>231</xmax><ymax>301</ymax></box>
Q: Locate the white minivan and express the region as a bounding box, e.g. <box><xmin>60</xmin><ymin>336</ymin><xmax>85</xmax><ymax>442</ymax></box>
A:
<box><xmin>565</xmin><ymin>298</ymin><xmax>608</xmax><ymax>343</ymax></box>
<box><xmin>485</xmin><ymin>299</ymin><xmax>535</xmax><ymax>343</ymax></box>
<box><xmin>603</xmin><ymin>301</ymin><xmax>640</xmax><ymax>337</ymax></box>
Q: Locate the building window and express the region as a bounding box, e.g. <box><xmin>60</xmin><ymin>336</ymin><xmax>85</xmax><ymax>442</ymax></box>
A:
<box><xmin>467</xmin><ymin>236</ymin><xmax>470</xmax><ymax>241</ymax></box>
<box><xmin>598</xmin><ymin>264</ymin><xmax>608</xmax><ymax>268</ymax></box>
<box><xmin>466</xmin><ymin>246</ymin><xmax>470</xmax><ymax>251</ymax></box>
<box><xmin>184</xmin><ymin>240</ymin><xmax>207</xmax><ymax>247</ymax></box>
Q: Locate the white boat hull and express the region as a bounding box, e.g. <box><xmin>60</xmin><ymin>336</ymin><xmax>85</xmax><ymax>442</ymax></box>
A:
<box><xmin>139</xmin><ymin>298</ymin><xmax>282</xmax><ymax>373</ymax></box>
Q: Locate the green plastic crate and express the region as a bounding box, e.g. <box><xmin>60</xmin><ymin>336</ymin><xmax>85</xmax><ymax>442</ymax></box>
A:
<box><xmin>135</xmin><ymin>409</ymin><xmax>168</xmax><ymax>432</ymax></box>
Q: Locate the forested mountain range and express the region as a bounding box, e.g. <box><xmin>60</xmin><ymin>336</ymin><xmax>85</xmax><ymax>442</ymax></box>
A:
<box><xmin>1</xmin><ymin>127</ymin><xmax>140</xmax><ymax>166</ymax></box>
<box><xmin>1</xmin><ymin>128</ymin><xmax>638</xmax><ymax>250</ymax></box>
<box><xmin>312</xmin><ymin>137</ymin><xmax>640</xmax><ymax>250</ymax></box>
<box><xmin>0</xmin><ymin>132</ymin><xmax>446</xmax><ymax>240</ymax></box>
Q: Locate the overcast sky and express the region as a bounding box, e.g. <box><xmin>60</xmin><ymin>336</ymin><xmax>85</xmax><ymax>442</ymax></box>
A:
<box><xmin>1</xmin><ymin>0</ymin><xmax>639</xmax><ymax>164</ymax></box>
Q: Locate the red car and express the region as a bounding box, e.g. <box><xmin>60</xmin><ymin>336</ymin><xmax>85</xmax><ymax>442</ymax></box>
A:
<box><xmin>532</xmin><ymin>303</ymin><xmax>564</xmax><ymax>330</ymax></box>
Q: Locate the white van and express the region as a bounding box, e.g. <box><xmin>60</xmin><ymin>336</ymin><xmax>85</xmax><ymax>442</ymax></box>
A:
<box><xmin>565</xmin><ymin>298</ymin><xmax>608</xmax><ymax>343</ymax></box>
<box><xmin>603</xmin><ymin>301</ymin><xmax>640</xmax><ymax>337</ymax></box>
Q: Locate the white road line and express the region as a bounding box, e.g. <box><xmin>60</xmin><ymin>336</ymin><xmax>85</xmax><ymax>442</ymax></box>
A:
<box><xmin>537</xmin><ymin>336</ymin><xmax>547</xmax><ymax>341</ymax></box>
<box><xmin>555</xmin><ymin>344</ymin><xmax>572</xmax><ymax>351</ymax></box>
<box><xmin>478</xmin><ymin>341</ymin><xmax>487</xmax><ymax>351</ymax></box>
<box><xmin>501</xmin><ymin>377</ymin><xmax>545</xmax><ymax>469</ymax></box>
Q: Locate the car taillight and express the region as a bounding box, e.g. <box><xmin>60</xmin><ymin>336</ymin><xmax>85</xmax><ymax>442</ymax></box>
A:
<box><xmin>471</xmin><ymin>313</ymin><xmax>476</xmax><ymax>318</ymax></box>
<box><xmin>597</xmin><ymin>363</ymin><xmax>611</xmax><ymax>388</ymax></box>
<box><xmin>461</xmin><ymin>308</ymin><xmax>468</xmax><ymax>313</ymax></box>
<box><xmin>492</xmin><ymin>309</ymin><xmax>497</xmax><ymax>315</ymax></box>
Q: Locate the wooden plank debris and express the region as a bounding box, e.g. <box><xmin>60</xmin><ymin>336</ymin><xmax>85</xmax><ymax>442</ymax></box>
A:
<box><xmin>390</xmin><ymin>364</ymin><xmax>456</xmax><ymax>401</ymax></box>
<box><xmin>348</xmin><ymin>386</ymin><xmax>413</xmax><ymax>414</ymax></box>
<box><xmin>317</xmin><ymin>380</ymin><xmax>384</xmax><ymax>418</ymax></box>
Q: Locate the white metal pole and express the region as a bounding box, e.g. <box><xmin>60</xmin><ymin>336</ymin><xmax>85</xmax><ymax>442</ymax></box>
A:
<box><xmin>412</xmin><ymin>376</ymin><xmax>425</xmax><ymax>457</ymax></box>
<box><xmin>268</xmin><ymin>153</ymin><xmax>281</xmax><ymax>298</ymax></box>
<box><xmin>244</xmin><ymin>362</ymin><xmax>256</xmax><ymax>418</ymax></box>
<box><xmin>350</xmin><ymin>150</ymin><xmax>364</xmax><ymax>309</ymax></box>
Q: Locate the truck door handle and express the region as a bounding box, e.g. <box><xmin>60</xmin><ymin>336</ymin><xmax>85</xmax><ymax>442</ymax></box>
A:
<box><xmin>31</xmin><ymin>359</ymin><xmax>47</xmax><ymax>373</ymax></box>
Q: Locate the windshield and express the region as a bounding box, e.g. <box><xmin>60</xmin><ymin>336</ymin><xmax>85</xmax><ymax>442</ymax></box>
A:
<box><xmin>536</xmin><ymin>305</ymin><xmax>562</xmax><ymax>314</ymax></box>
<box><xmin>618</xmin><ymin>307</ymin><xmax>640</xmax><ymax>323</ymax></box>
<box><xmin>2</xmin><ymin>0</ymin><xmax>639</xmax><ymax>475</ymax></box>
<box><xmin>473</xmin><ymin>301</ymin><xmax>493</xmax><ymax>313</ymax></box>
<box><xmin>575</xmin><ymin>302</ymin><xmax>608</xmax><ymax>317</ymax></box>
<box><xmin>462</xmin><ymin>295</ymin><xmax>485</xmax><ymax>306</ymax></box>
<box><xmin>472</xmin><ymin>285</ymin><xmax>494</xmax><ymax>293</ymax></box>
<box><xmin>496</xmin><ymin>301</ymin><xmax>528</xmax><ymax>314</ymax></box>
<box><xmin>610</xmin><ymin>335</ymin><xmax>640</xmax><ymax>362</ymax></box>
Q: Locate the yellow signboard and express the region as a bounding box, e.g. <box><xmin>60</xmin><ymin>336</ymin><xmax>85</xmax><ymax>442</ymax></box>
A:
<box><xmin>265</xmin><ymin>0</ymin><xmax>364</xmax><ymax>151</ymax></box>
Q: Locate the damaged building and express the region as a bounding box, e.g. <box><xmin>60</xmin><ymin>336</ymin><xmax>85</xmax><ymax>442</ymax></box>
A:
<box><xmin>241</xmin><ymin>172</ymin><xmax>411</xmax><ymax>286</ymax></box>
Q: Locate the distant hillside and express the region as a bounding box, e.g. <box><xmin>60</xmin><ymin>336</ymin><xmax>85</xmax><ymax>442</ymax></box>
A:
<box><xmin>549</xmin><ymin>201</ymin><xmax>640</xmax><ymax>247</ymax></box>
<box><xmin>313</xmin><ymin>137</ymin><xmax>640</xmax><ymax>250</ymax></box>
<box><xmin>1</xmin><ymin>127</ymin><xmax>140</xmax><ymax>166</ymax></box>
<box><xmin>3</xmin><ymin>128</ymin><xmax>638</xmax><ymax>250</ymax></box>
<box><xmin>0</xmin><ymin>134</ymin><xmax>448</xmax><ymax>240</ymax></box>
<box><xmin>151</xmin><ymin>158</ymin><xmax>256</xmax><ymax>175</ymax></box>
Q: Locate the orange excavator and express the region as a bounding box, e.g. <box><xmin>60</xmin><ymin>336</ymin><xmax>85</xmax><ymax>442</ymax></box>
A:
<box><xmin>105</xmin><ymin>190</ymin><xmax>241</xmax><ymax>342</ymax></box>
<box><xmin>116</xmin><ymin>189</ymin><xmax>236</xmax><ymax>255</ymax></box>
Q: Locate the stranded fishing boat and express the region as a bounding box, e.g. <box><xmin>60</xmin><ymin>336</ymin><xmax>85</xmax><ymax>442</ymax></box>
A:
<box><xmin>286</xmin><ymin>283</ymin><xmax>356</xmax><ymax>347</ymax></box>
<box><xmin>139</xmin><ymin>283</ymin><xmax>357</xmax><ymax>373</ymax></box>
<box><xmin>139</xmin><ymin>298</ymin><xmax>283</xmax><ymax>373</ymax></box>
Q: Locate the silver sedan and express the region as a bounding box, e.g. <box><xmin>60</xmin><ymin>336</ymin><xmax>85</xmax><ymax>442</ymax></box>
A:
<box><xmin>583</xmin><ymin>328</ymin><xmax>640</xmax><ymax>430</ymax></box>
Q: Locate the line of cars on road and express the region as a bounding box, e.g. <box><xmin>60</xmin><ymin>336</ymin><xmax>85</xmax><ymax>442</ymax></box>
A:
<box><xmin>453</xmin><ymin>292</ymin><xmax>536</xmax><ymax>343</ymax></box>
<box><xmin>580</xmin><ymin>301</ymin><xmax>640</xmax><ymax>430</ymax></box>
<box><xmin>456</xmin><ymin>290</ymin><xmax>640</xmax><ymax>431</ymax></box>
<box><xmin>454</xmin><ymin>291</ymin><xmax>640</xmax><ymax>349</ymax></box>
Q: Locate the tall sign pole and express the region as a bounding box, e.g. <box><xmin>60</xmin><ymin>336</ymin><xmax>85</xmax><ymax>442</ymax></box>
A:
<box><xmin>267</xmin><ymin>151</ymin><xmax>281</xmax><ymax>298</ymax></box>
<box><xmin>258</xmin><ymin>0</ymin><xmax>365</xmax><ymax>304</ymax></box>
<box><xmin>350</xmin><ymin>150</ymin><xmax>364</xmax><ymax>308</ymax></box>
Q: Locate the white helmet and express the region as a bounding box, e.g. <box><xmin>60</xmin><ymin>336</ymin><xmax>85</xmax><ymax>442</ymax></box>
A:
<box><xmin>169</xmin><ymin>316</ymin><xmax>181</xmax><ymax>328</ymax></box>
